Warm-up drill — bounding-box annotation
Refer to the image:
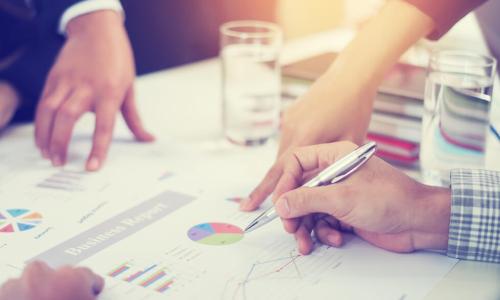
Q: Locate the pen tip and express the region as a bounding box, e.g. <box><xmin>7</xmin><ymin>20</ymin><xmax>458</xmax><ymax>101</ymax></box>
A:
<box><xmin>244</xmin><ymin>222</ymin><xmax>257</xmax><ymax>234</ymax></box>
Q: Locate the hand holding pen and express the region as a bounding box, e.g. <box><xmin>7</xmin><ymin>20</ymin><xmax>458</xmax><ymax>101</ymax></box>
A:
<box><xmin>244</xmin><ymin>141</ymin><xmax>451</xmax><ymax>255</ymax></box>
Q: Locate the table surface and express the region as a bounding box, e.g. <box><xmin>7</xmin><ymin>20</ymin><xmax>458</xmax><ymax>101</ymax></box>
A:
<box><xmin>3</xmin><ymin>18</ymin><xmax>500</xmax><ymax>299</ymax></box>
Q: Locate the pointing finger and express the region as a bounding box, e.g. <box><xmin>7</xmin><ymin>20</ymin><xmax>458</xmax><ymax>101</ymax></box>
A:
<box><xmin>86</xmin><ymin>100</ymin><xmax>117</xmax><ymax>171</ymax></box>
<box><xmin>121</xmin><ymin>86</ymin><xmax>154</xmax><ymax>142</ymax></box>
<box><xmin>275</xmin><ymin>185</ymin><xmax>353</xmax><ymax>219</ymax></box>
<box><xmin>241</xmin><ymin>159</ymin><xmax>284</xmax><ymax>211</ymax></box>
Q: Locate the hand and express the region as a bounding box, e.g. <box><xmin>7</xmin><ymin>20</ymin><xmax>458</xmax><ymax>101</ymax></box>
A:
<box><xmin>35</xmin><ymin>11</ymin><xmax>154</xmax><ymax>171</ymax></box>
<box><xmin>240</xmin><ymin>0</ymin><xmax>434</xmax><ymax>211</ymax></box>
<box><xmin>253</xmin><ymin>141</ymin><xmax>451</xmax><ymax>255</ymax></box>
<box><xmin>240</xmin><ymin>74</ymin><xmax>376</xmax><ymax>211</ymax></box>
<box><xmin>0</xmin><ymin>81</ymin><xmax>20</xmax><ymax>130</ymax></box>
<box><xmin>0</xmin><ymin>261</ymin><xmax>104</xmax><ymax>300</ymax></box>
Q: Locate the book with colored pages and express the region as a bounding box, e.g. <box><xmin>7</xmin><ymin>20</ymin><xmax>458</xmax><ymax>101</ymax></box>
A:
<box><xmin>282</xmin><ymin>52</ymin><xmax>427</xmax><ymax>102</ymax></box>
<box><xmin>367</xmin><ymin>133</ymin><xmax>420</xmax><ymax>165</ymax></box>
<box><xmin>282</xmin><ymin>52</ymin><xmax>425</xmax><ymax>166</ymax></box>
<box><xmin>369</xmin><ymin>112</ymin><xmax>422</xmax><ymax>144</ymax></box>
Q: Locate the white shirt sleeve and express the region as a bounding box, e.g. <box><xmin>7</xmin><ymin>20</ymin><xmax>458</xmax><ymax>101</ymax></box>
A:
<box><xmin>58</xmin><ymin>0</ymin><xmax>124</xmax><ymax>35</ymax></box>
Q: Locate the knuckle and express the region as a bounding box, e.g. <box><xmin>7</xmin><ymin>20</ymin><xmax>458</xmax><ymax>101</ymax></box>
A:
<box><xmin>25</xmin><ymin>261</ymin><xmax>45</xmax><ymax>275</ymax></box>
<box><xmin>39</xmin><ymin>100</ymin><xmax>60</xmax><ymax>115</ymax></box>
<box><xmin>59</xmin><ymin>105</ymin><xmax>81</xmax><ymax>121</ymax></box>
<box><xmin>290</xmin><ymin>148</ymin><xmax>306</xmax><ymax>168</ymax></box>
<box><xmin>101</xmin><ymin>79</ymin><xmax>124</xmax><ymax>96</ymax></box>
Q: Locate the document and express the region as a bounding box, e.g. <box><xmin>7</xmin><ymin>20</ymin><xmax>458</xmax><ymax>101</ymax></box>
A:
<box><xmin>0</xmin><ymin>130</ymin><xmax>457</xmax><ymax>300</ymax></box>
<box><xmin>26</xmin><ymin>186</ymin><xmax>457</xmax><ymax>300</ymax></box>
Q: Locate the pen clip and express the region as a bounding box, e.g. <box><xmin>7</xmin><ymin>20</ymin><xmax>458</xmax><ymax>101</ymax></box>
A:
<box><xmin>329</xmin><ymin>151</ymin><xmax>373</xmax><ymax>184</ymax></box>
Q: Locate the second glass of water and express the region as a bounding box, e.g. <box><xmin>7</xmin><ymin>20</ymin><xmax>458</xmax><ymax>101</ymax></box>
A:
<box><xmin>421</xmin><ymin>50</ymin><xmax>497</xmax><ymax>186</ymax></box>
<box><xmin>220</xmin><ymin>20</ymin><xmax>283</xmax><ymax>146</ymax></box>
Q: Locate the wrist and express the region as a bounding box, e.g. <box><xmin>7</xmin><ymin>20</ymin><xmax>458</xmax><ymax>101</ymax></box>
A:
<box><xmin>66</xmin><ymin>10</ymin><xmax>124</xmax><ymax>39</ymax></box>
<box><xmin>411</xmin><ymin>184</ymin><xmax>451</xmax><ymax>251</ymax></box>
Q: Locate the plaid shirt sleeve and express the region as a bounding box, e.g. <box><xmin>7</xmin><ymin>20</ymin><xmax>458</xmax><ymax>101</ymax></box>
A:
<box><xmin>447</xmin><ymin>169</ymin><xmax>500</xmax><ymax>263</ymax></box>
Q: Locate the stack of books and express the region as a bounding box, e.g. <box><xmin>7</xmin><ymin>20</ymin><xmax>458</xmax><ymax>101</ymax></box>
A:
<box><xmin>282</xmin><ymin>52</ymin><xmax>425</xmax><ymax>166</ymax></box>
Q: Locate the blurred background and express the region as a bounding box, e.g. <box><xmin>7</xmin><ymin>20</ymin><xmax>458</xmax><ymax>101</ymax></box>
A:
<box><xmin>125</xmin><ymin>0</ymin><xmax>384</xmax><ymax>75</ymax></box>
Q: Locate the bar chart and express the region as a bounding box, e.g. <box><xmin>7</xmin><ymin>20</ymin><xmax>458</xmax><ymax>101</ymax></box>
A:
<box><xmin>36</xmin><ymin>170</ymin><xmax>108</xmax><ymax>192</ymax></box>
<box><xmin>107</xmin><ymin>261</ymin><xmax>176</xmax><ymax>294</ymax></box>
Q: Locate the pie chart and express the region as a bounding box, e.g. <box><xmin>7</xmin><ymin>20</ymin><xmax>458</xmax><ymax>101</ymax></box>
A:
<box><xmin>187</xmin><ymin>222</ymin><xmax>244</xmax><ymax>245</ymax></box>
<box><xmin>0</xmin><ymin>209</ymin><xmax>43</xmax><ymax>234</ymax></box>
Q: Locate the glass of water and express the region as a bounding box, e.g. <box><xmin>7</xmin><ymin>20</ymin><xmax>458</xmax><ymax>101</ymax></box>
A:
<box><xmin>421</xmin><ymin>50</ymin><xmax>497</xmax><ymax>186</ymax></box>
<box><xmin>220</xmin><ymin>20</ymin><xmax>283</xmax><ymax>146</ymax></box>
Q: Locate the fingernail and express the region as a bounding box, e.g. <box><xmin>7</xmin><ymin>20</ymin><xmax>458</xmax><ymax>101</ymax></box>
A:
<box><xmin>87</xmin><ymin>157</ymin><xmax>100</xmax><ymax>171</ymax></box>
<box><xmin>52</xmin><ymin>155</ymin><xmax>63</xmax><ymax>166</ymax></box>
<box><xmin>92</xmin><ymin>276</ymin><xmax>105</xmax><ymax>295</ymax></box>
<box><xmin>328</xmin><ymin>233</ymin><xmax>339</xmax><ymax>245</ymax></box>
<box><xmin>276</xmin><ymin>197</ymin><xmax>290</xmax><ymax>216</ymax></box>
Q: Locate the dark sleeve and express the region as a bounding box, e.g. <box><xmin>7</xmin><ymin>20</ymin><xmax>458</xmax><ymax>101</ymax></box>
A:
<box><xmin>405</xmin><ymin>0</ymin><xmax>487</xmax><ymax>40</ymax></box>
<box><xmin>33</xmin><ymin>0</ymin><xmax>83</xmax><ymax>35</ymax></box>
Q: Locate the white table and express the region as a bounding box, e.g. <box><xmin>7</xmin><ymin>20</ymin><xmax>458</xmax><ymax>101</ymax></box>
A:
<box><xmin>134</xmin><ymin>58</ymin><xmax>500</xmax><ymax>300</ymax></box>
<box><xmin>2</xmin><ymin>21</ymin><xmax>499</xmax><ymax>300</ymax></box>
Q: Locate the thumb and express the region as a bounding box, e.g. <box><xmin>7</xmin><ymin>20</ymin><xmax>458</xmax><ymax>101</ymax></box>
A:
<box><xmin>275</xmin><ymin>186</ymin><xmax>350</xmax><ymax>219</ymax></box>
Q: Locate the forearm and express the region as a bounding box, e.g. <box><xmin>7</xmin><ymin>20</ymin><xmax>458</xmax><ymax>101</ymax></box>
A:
<box><xmin>320</xmin><ymin>1</ymin><xmax>435</xmax><ymax>106</ymax></box>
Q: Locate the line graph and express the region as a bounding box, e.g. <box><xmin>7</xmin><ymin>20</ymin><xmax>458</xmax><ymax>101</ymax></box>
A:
<box><xmin>222</xmin><ymin>243</ymin><xmax>344</xmax><ymax>300</ymax></box>
<box><xmin>233</xmin><ymin>251</ymin><xmax>303</xmax><ymax>300</ymax></box>
<box><xmin>244</xmin><ymin>251</ymin><xmax>303</xmax><ymax>282</ymax></box>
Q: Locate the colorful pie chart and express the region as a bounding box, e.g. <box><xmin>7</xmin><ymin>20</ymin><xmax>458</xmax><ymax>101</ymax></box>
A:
<box><xmin>187</xmin><ymin>222</ymin><xmax>244</xmax><ymax>245</ymax></box>
<box><xmin>0</xmin><ymin>209</ymin><xmax>43</xmax><ymax>234</ymax></box>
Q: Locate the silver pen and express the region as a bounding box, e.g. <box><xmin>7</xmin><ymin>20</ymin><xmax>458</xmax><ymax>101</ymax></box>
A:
<box><xmin>244</xmin><ymin>141</ymin><xmax>377</xmax><ymax>233</ymax></box>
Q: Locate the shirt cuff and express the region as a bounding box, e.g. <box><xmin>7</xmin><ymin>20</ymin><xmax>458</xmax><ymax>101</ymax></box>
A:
<box><xmin>58</xmin><ymin>0</ymin><xmax>124</xmax><ymax>35</ymax></box>
<box><xmin>447</xmin><ymin>169</ymin><xmax>500</xmax><ymax>263</ymax></box>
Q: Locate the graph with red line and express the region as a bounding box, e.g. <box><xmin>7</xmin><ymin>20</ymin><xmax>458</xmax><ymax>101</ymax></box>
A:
<box><xmin>0</xmin><ymin>209</ymin><xmax>43</xmax><ymax>234</ymax></box>
<box><xmin>222</xmin><ymin>244</ymin><xmax>344</xmax><ymax>300</ymax></box>
<box><xmin>225</xmin><ymin>251</ymin><xmax>303</xmax><ymax>300</ymax></box>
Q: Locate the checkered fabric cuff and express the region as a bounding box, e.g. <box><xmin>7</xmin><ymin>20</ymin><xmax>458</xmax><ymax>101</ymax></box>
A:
<box><xmin>448</xmin><ymin>169</ymin><xmax>500</xmax><ymax>263</ymax></box>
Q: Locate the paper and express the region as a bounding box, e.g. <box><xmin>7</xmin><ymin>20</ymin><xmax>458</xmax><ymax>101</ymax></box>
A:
<box><xmin>23</xmin><ymin>185</ymin><xmax>457</xmax><ymax>300</ymax></box>
<box><xmin>0</xmin><ymin>129</ymin><xmax>457</xmax><ymax>300</ymax></box>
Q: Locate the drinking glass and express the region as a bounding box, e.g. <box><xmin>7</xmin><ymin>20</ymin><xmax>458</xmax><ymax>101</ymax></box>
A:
<box><xmin>220</xmin><ymin>20</ymin><xmax>283</xmax><ymax>146</ymax></box>
<box><xmin>421</xmin><ymin>50</ymin><xmax>497</xmax><ymax>186</ymax></box>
